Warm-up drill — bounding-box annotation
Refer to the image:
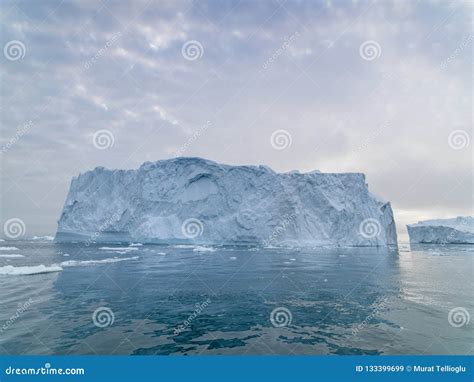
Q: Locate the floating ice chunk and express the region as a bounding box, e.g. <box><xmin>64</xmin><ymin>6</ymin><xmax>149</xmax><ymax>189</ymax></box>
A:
<box><xmin>193</xmin><ymin>246</ymin><xmax>216</xmax><ymax>252</ymax></box>
<box><xmin>0</xmin><ymin>264</ymin><xmax>63</xmax><ymax>275</ymax></box>
<box><xmin>99</xmin><ymin>247</ymin><xmax>138</xmax><ymax>251</ymax></box>
<box><xmin>60</xmin><ymin>256</ymin><xmax>139</xmax><ymax>267</ymax></box>
<box><xmin>32</xmin><ymin>236</ymin><xmax>54</xmax><ymax>241</ymax></box>
<box><xmin>0</xmin><ymin>254</ymin><xmax>24</xmax><ymax>258</ymax></box>
<box><xmin>0</xmin><ymin>247</ymin><xmax>20</xmax><ymax>251</ymax></box>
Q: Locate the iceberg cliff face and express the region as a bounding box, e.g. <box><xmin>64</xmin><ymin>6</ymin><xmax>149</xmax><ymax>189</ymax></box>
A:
<box><xmin>56</xmin><ymin>157</ymin><xmax>397</xmax><ymax>247</ymax></box>
<box><xmin>407</xmin><ymin>216</ymin><xmax>474</xmax><ymax>244</ymax></box>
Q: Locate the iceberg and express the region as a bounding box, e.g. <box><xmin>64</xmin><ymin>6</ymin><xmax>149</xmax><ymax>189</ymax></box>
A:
<box><xmin>407</xmin><ymin>216</ymin><xmax>474</xmax><ymax>244</ymax></box>
<box><xmin>55</xmin><ymin>157</ymin><xmax>397</xmax><ymax>247</ymax></box>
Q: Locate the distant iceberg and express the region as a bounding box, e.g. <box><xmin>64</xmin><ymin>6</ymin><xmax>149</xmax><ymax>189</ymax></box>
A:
<box><xmin>55</xmin><ymin>157</ymin><xmax>397</xmax><ymax>247</ymax></box>
<box><xmin>407</xmin><ymin>216</ymin><xmax>474</xmax><ymax>244</ymax></box>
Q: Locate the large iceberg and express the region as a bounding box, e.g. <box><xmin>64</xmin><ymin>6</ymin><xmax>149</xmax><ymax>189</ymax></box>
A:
<box><xmin>55</xmin><ymin>157</ymin><xmax>397</xmax><ymax>247</ymax></box>
<box><xmin>407</xmin><ymin>216</ymin><xmax>474</xmax><ymax>244</ymax></box>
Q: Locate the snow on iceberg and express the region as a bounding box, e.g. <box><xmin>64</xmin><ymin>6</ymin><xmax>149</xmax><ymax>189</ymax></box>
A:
<box><xmin>55</xmin><ymin>157</ymin><xmax>397</xmax><ymax>247</ymax></box>
<box><xmin>407</xmin><ymin>216</ymin><xmax>474</xmax><ymax>244</ymax></box>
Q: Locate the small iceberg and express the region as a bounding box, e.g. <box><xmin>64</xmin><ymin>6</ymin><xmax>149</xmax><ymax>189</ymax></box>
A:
<box><xmin>0</xmin><ymin>264</ymin><xmax>63</xmax><ymax>276</ymax></box>
<box><xmin>0</xmin><ymin>247</ymin><xmax>20</xmax><ymax>251</ymax></box>
<box><xmin>407</xmin><ymin>216</ymin><xmax>474</xmax><ymax>244</ymax></box>
<box><xmin>0</xmin><ymin>254</ymin><xmax>25</xmax><ymax>258</ymax></box>
<box><xmin>129</xmin><ymin>243</ymin><xmax>143</xmax><ymax>247</ymax></box>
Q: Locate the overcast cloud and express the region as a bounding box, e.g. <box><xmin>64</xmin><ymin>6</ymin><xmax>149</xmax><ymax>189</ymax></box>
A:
<box><xmin>0</xmin><ymin>0</ymin><xmax>472</xmax><ymax>239</ymax></box>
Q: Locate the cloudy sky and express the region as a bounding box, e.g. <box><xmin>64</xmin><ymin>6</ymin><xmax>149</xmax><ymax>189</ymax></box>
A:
<box><xmin>1</xmin><ymin>0</ymin><xmax>472</xmax><ymax>239</ymax></box>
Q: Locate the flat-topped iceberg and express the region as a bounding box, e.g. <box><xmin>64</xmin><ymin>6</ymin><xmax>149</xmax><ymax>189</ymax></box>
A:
<box><xmin>407</xmin><ymin>216</ymin><xmax>474</xmax><ymax>244</ymax></box>
<box><xmin>55</xmin><ymin>157</ymin><xmax>397</xmax><ymax>247</ymax></box>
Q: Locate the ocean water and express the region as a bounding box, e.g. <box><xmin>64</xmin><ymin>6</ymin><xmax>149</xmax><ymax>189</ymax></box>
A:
<box><xmin>0</xmin><ymin>240</ymin><xmax>472</xmax><ymax>355</ymax></box>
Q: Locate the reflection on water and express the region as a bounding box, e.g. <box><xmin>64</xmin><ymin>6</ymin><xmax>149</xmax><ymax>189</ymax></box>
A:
<box><xmin>0</xmin><ymin>241</ymin><xmax>472</xmax><ymax>355</ymax></box>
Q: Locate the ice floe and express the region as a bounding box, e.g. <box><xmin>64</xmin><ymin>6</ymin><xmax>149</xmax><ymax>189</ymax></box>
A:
<box><xmin>99</xmin><ymin>246</ymin><xmax>138</xmax><ymax>252</ymax></box>
<box><xmin>193</xmin><ymin>246</ymin><xmax>216</xmax><ymax>252</ymax></box>
<box><xmin>0</xmin><ymin>264</ymin><xmax>63</xmax><ymax>275</ymax></box>
<box><xmin>60</xmin><ymin>256</ymin><xmax>139</xmax><ymax>267</ymax></box>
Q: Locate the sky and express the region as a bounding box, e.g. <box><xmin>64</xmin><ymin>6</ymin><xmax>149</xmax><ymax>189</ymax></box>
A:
<box><xmin>0</xmin><ymin>0</ymin><xmax>472</xmax><ymax>240</ymax></box>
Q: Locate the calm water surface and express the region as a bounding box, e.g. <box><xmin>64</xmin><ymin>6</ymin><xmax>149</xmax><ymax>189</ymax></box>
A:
<box><xmin>0</xmin><ymin>241</ymin><xmax>472</xmax><ymax>355</ymax></box>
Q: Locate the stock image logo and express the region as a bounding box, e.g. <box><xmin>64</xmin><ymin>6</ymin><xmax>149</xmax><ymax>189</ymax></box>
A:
<box><xmin>92</xmin><ymin>307</ymin><xmax>115</xmax><ymax>328</ymax></box>
<box><xmin>270</xmin><ymin>307</ymin><xmax>293</xmax><ymax>328</ymax></box>
<box><xmin>359</xmin><ymin>40</ymin><xmax>381</xmax><ymax>61</ymax></box>
<box><xmin>3</xmin><ymin>40</ymin><xmax>26</xmax><ymax>61</ymax></box>
<box><xmin>93</xmin><ymin>129</ymin><xmax>115</xmax><ymax>150</ymax></box>
<box><xmin>173</xmin><ymin>298</ymin><xmax>211</xmax><ymax>335</ymax></box>
<box><xmin>270</xmin><ymin>129</ymin><xmax>292</xmax><ymax>150</ymax></box>
<box><xmin>448</xmin><ymin>129</ymin><xmax>470</xmax><ymax>150</ymax></box>
<box><xmin>448</xmin><ymin>307</ymin><xmax>470</xmax><ymax>328</ymax></box>
<box><xmin>181</xmin><ymin>218</ymin><xmax>204</xmax><ymax>239</ymax></box>
<box><xmin>359</xmin><ymin>218</ymin><xmax>381</xmax><ymax>239</ymax></box>
<box><xmin>3</xmin><ymin>218</ymin><xmax>26</xmax><ymax>239</ymax></box>
<box><xmin>181</xmin><ymin>40</ymin><xmax>204</xmax><ymax>61</ymax></box>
